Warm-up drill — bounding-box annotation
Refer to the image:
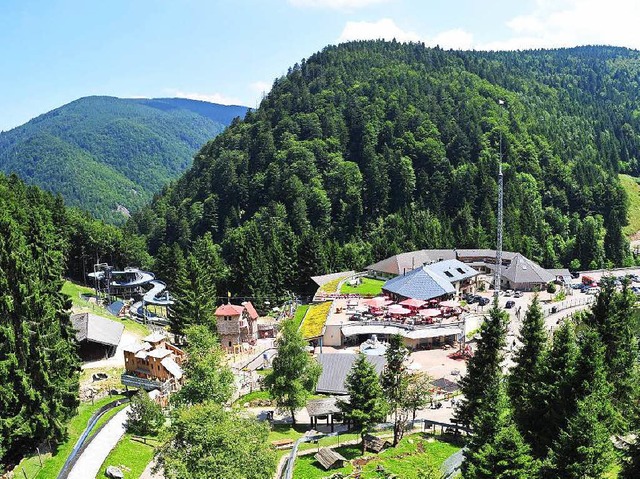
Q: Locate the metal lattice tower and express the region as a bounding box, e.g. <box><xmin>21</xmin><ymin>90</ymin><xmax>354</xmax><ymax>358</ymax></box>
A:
<box><xmin>494</xmin><ymin>100</ymin><xmax>505</xmax><ymax>295</ymax></box>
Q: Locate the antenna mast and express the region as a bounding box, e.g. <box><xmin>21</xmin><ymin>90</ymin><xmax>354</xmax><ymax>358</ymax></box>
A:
<box><xmin>494</xmin><ymin>100</ymin><xmax>505</xmax><ymax>295</ymax></box>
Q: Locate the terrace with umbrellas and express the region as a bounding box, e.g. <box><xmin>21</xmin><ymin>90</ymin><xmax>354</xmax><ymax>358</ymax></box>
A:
<box><xmin>320</xmin><ymin>260</ymin><xmax>481</xmax><ymax>353</ymax></box>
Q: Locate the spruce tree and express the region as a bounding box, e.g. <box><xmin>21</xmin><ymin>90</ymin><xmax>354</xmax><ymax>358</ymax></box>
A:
<box><xmin>463</xmin><ymin>380</ymin><xmax>538</xmax><ymax>479</ymax></box>
<box><xmin>381</xmin><ymin>334</ymin><xmax>410</xmax><ymax>445</ymax></box>
<box><xmin>455</xmin><ymin>299</ymin><xmax>508</xmax><ymax>427</ymax></box>
<box><xmin>338</xmin><ymin>353</ymin><xmax>389</xmax><ymax>452</ymax></box>
<box><xmin>621</xmin><ymin>437</ymin><xmax>640</xmax><ymax>479</ymax></box>
<box><xmin>264</xmin><ymin>319</ymin><xmax>321</xmax><ymax>424</ymax></box>
<box><xmin>508</xmin><ymin>294</ymin><xmax>548</xmax><ymax>445</ymax></box>
<box><xmin>527</xmin><ymin>321</ymin><xmax>579</xmax><ymax>458</ymax></box>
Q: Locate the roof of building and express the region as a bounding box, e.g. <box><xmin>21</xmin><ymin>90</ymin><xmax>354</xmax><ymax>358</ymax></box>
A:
<box><xmin>123</xmin><ymin>342</ymin><xmax>150</xmax><ymax>354</ymax></box>
<box><xmin>306</xmin><ymin>397</ymin><xmax>342</xmax><ymax>417</ymax></box>
<box><xmin>214</xmin><ymin>303</ymin><xmax>245</xmax><ymax>316</ymax></box>
<box><xmin>425</xmin><ymin>259</ymin><xmax>479</xmax><ymax>283</ymax></box>
<box><xmin>161</xmin><ymin>357</ymin><xmax>183</xmax><ymax>380</ymax></box>
<box><xmin>431</xmin><ymin>377</ymin><xmax>460</xmax><ymax>393</ymax></box>
<box><xmin>146</xmin><ymin>348</ymin><xmax>172</xmax><ymax>359</ymax></box>
<box><xmin>367</xmin><ymin>250</ymin><xmax>456</xmax><ymax>276</ymax></box>
<box><xmin>456</xmin><ymin>249</ymin><xmax>518</xmax><ymax>261</ymax></box>
<box><xmin>143</xmin><ymin>331</ymin><xmax>166</xmax><ymax>344</ymax></box>
<box><xmin>367</xmin><ymin>249</ymin><xmax>519</xmax><ymax>276</ymax></box>
<box><xmin>547</xmin><ymin>268</ymin><xmax>572</xmax><ymax>281</ymax></box>
<box><xmin>382</xmin><ymin>265</ymin><xmax>456</xmax><ymax>301</ymax></box>
<box><xmin>311</xmin><ymin>271</ymin><xmax>356</xmax><ymax>287</ymax></box>
<box><xmin>316</xmin><ymin>354</ymin><xmax>386</xmax><ymax>395</ymax></box>
<box><xmin>242</xmin><ymin>301</ymin><xmax>259</xmax><ymax>320</ymax></box>
<box><xmin>315</xmin><ymin>448</ymin><xmax>347</xmax><ymax>470</ymax></box>
<box><xmin>70</xmin><ymin>313</ymin><xmax>124</xmax><ymax>347</ymax></box>
<box><xmin>502</xmin><ymin>254</ymin><xmax>555</xmax><ymax>285</ymax></box>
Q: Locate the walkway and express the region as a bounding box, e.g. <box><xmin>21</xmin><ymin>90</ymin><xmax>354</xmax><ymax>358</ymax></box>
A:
<box><xmin>67</xmin><ymin>406</ymin><xmax>130</xmax><ymax>479</ymax></box>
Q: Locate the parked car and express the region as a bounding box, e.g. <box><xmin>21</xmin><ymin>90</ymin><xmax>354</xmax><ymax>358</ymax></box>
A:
<box><xmin>478</xmin><ymin>297</ymin><xmax>490</xmax><ymax>306</ymax></box>
<box><xmin>586</xmin><ymin>287</ymin><xmax>600</xmax><ymax>295</ymax></box>
<box><xmin>570</xmin><ymin>271</ymin><xmax>580</xmax><ymax>279</ymax></box>
<box><xmin>504</xmin><ymin>290</ymin><xmax>513</xmax><ymax>297</ymax></box>
<box><xmin>514</xmin><ymin>290</ymin><xmax>523</xmax><ymax>298</ymax></box>
<box><xmin>505</xmin><ymin>300</ymin><xmax>516</xmax><ymax>309</ymax></box>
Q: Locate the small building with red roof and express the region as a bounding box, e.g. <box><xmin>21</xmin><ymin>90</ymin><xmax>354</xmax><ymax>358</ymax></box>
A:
<box><xmin>214</xmin><ymin>301</ymin><xmax>259</xmax><ymax>351</ymax></box>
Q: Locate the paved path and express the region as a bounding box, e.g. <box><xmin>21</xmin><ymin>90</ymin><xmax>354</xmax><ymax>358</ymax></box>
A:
<box><xmin>67</xmin><ymin>406</ymin><xmax>130</xmax><ymax>479</ymax></box>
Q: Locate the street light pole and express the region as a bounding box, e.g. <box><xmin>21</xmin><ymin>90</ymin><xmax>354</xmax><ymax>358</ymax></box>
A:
<box><xmin>494</xmin><ymin>99</ymin><xmax>506</xmax><ymax>296</ymax></box>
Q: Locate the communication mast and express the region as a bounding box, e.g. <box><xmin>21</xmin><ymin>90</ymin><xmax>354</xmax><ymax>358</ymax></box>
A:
<box><xmin>494</xmin><ymin>99</ymin><xmax>506</xmax><ymax>295</ymax></box>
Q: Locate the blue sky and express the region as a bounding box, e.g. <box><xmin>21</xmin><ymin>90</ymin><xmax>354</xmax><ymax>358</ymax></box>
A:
<box><xmin>1</xmin><ymin>0</ymin><xmax>639</xmax><ymax>131</ymax></box>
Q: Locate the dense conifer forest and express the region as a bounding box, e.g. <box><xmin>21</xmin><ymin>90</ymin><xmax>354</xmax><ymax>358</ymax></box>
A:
<box><xmin>130</xmin><ymin>41</ymin><xmax>640</xmax><ymax>299</ymax></box>
<box><xmin>0</xmin><ymin>96</ymin><xmax>248</xmax><ymax>224</ymax></box>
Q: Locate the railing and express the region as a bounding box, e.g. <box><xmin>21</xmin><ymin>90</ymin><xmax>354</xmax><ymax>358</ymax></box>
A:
<box><xmin>120</xmin><ymin>374</ymin><xmax>172</xmax><ymax>393</ymax></box>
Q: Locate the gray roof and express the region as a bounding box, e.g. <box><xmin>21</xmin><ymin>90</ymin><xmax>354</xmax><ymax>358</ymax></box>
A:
<box><xmin>316</xmin><ymin>354</ymin><xmax>386</xmax><ymax>395</ymax></box>
<box><xmin>547</xmin><ymin>268</ymin><xmax>572</xmax><ymax>281</ymax></box>
<box><xmin>502</xmin><ymin>254</ymin><xmax>555</xmax><ymax>285</ymax></box>
<box><xmin>431</xmin><ymin>377</ymin><xmax>460</xmax><ymax>393</ymax></box>
<box><xmin>367</xmin><ymin>250</ymin><xmax>456</xmax><ymax>276</ymax></box>
<box><xmin>306</xmin><ymin>397</ymin><xmax>342</xmax><ymax>417</ymax></box>
<box><xmin>366</xmin><ymin>249</ymin><xmax>520</xmax><ymax>276</ymax></box>
<box><xmin>311</xmin><ymin>271</ymin><xmax>356</xmax><ymax>287</ymax></box>
<box><xmin>382</xmin><ymin>266</ymin><xmax>455</xmax><ymax>301</ymax></box>
<box><xmin>425</xmin><ymin>259</ymin><xmax>479</xmax><ymax>283</ymax></box>
<box><xmin>315</xmin><ymin>448</ymin><xmax>347</xmax><ymax>470</ymax></box>
<box><xmin>161</xmin><ymin>357</ymin><xmax>183</xmax><ymax>380</ymax></box>
<box><xmin>71</xmin><ymin>313</ymin><xmax>124</xmax><ymax>347</ymax></box>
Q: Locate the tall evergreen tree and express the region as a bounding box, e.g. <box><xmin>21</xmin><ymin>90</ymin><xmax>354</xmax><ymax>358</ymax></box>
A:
<box><xmin>463</xmin><ymin>380</ymin><xmax>538</xmax><ymax>479</ymax></box>
<box><xmin>264</xmin><ymin>319</ymin><xmax>321</xmax><ymax>424</ymax></box>
<box><xmin>508</xmin><ymin>295</ymin><xmax>548</xmax><ymax>444</ymax></box>
<box><xmin>381</xmin><ymin>334</ymin><xmax>410</xmax><ymax>445</ymax></box>
<box><xmin>338</xmin><ymin>353</ymin><xmax>388</xmax><ymax>452</ymax></box>
<box><xmin>455</xmin><ymin>300</ymin><xmax>508</xmax><ymax>427</ymax></box>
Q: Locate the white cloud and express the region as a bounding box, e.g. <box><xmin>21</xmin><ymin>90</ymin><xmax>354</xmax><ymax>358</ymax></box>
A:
<box><xmin>289</xmin><ymin>0</ymin><xmax>390</xmax><ymax>10</ymax></box>
<box><xmin>478</xmin><ymin>0</ymin><xmax>640</xmax><ymax>50</ymax></box>
<box><xmin>432</xmin><ymin>28</ymin><xmax>474</xmax><ymax>50</ymax></box>
<box><xmin>337</xmin><ymin>19</ymin><xmax>474</xmax><ymax>50</ymax></box>
<box><xmin>250</xmin><ymin>81</ymin><xmax>272</xmax><ymax>95</ymax></box>
<box><xmin>170</xmin><ymin>90</ymin><xmax>243</xmax><ymax>105</ymax></box>
<box><xmin>338</xmin><ymin>18</ymin><xmax>422</xmax><ymax>43</ymax></box>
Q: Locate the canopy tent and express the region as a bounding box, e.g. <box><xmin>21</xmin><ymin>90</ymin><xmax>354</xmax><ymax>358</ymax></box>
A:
<box><xmin>341</xmin><ymin>324</ymin><xmax>463</xmax><ymax>340</ymax></box>
<box><xmin>388</xmin><ymin>304</ymin><xmax>411</xmax><ymax>315</ymax></box>
<box><xmin>419</xmin><ymin>309</ymin><xmax>441</xmax><ymax>318</ymax></box>
<box><xmin>439</xmin><ymin>300</ymin><xmax>460</xmax><ymax>308</ymax></box>
<box><xmin>399</xmin><ymin>298</ymin><xmax>426</xmax><ymax>309</ymax></box>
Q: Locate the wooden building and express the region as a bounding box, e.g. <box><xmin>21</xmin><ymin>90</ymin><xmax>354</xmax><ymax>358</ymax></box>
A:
<box><xmin>214</xmin><ymin>302</ymin><xmax>259</xmax><ymax>351</ymax></box>
<box><xmin>71</xmin><ymin>313</ymin><xmax>124</xmax><ymax>361</ymax></box>
<box><xmin>315</xmin><ymin>448</ymin><xmax>347</xmax><ymax>470</ymax></box>
<box><xmin>121</xmin><ymin>332</ymin><xmax>186</xmax><ymax>393</ymax></box>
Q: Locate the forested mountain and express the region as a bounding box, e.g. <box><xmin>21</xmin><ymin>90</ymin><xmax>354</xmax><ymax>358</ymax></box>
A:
<box><xmin>130</xmin><ymin>42</ymin><xmax>640</xmax><ymax>299</ymax></box>
<box><xmin>0</xmin><ymin>96</ymin><xmax>248</xmax><ymax>223</ymax></box>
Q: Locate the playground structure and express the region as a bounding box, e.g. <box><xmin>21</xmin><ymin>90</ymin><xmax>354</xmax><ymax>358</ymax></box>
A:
<box><xmin>88</xmin><ymin>264</ymin><xmax>173</xmax><ymax>325</ymax></box>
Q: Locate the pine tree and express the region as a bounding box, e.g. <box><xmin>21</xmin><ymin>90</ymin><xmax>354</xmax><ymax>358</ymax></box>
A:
<box><xmin>463</xmin><ymin>380</ymin><xmax>538</xmax><ymax>479</ymax></box>
<box><xmin>264</xmin><ymin>319</ymin><xmax>321</xmax><ymax>424</ymax></box>
<box><xmin>455</xmin><ymin>300</ymin><xmax>508</xmax><ymax>427</ymax></box>
<box><xmin>621</xmin><ymin>437</ymin><xmax>640</xmax><ymax>479</ymax></box>
<box><xmin>508</xmin><ymin>294</ymin><xmax>548</xmax><ymax>444</ymax></box>
<box><xmin>381</xmin><ymin>334</ymin><xmax>410</xmax><ymax>445</ymax></box>
<box><xmin>527</xmin><ymin>321</ymin><xmax>578</xmax><ymax>458</ymax></box>
<box><xmin>338</xmin><ymin>353</ymin><xmax>389</xmax><ymax>452</ymax></box>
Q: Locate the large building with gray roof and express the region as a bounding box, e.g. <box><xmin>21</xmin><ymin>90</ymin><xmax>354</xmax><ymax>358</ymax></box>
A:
<box><xmin>71</xmin><ymin>312</ymin><xmax>124</xmax><ymax>360</ymax></box>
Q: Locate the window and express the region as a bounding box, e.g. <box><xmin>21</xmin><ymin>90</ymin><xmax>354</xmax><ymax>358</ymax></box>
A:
<box><xmin>228</xmin><ymin>341</ymin><xmax>232</xmax><ymax>347</ymax></box>
<box><xmin>225</xmin><ymin>315</ymin><xmax>231</xmax><ymax>321</ymax></box>
<box><xmin>444</xmin><ymin>271</ymin><xmax>453</xmax><ymax>278</ymax></box>
<box><xmin>457</xmin><ymin>268</ymin><xmax>465</xmax><ymax>274</ymax></box>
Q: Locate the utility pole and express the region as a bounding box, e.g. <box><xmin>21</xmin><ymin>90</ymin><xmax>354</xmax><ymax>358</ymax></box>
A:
<box><xmin>494</xmin><ymin>99</ymin><xmax>506</xmax><ymax>296</ymax></box>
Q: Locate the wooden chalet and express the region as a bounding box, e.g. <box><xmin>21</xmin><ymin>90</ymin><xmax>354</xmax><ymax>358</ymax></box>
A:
<box><xmin>315</xmin><ymin>448</ymin><xmax>347</xmax><ymax>470</ymax></box>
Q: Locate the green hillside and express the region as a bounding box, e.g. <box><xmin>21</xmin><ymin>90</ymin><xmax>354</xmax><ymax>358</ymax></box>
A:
<box><xmin>620</xmin><ymin>174</ymin><xmax>640</xmax><ymax>238</ymax></box>
<box><xmin>0</xmin><ymin>96</ymin><xmax>248</xmax><ymax>223</ymax></box>
<box><xmin>131</xmin><ymin>42</ymin><xmax>640</xmax><ymax>298</ymax></box>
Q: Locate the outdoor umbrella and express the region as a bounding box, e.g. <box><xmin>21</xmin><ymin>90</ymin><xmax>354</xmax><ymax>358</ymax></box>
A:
<box><xmin>440</xmin><ymin>300</ymin><xmax>461</xmax><ymax>308</ymax></box>
<box><xmin>388</xmin><ymin>304</ymin><xmax>411</xmax><ymax>315</ymax></box>
<box><xmin>364</xmin><ymin>296</ymin><xmax>388</xmax><ymax>308</ymax></box>
<box><xmin>399</xmin><ymin>298</ymin><xmax>426</xmax><ymax>309</ymax></box>
<box><xmin>419</xmin><ymin>309</ymin><xmax>441</xmax><ymax>317</ymax></box>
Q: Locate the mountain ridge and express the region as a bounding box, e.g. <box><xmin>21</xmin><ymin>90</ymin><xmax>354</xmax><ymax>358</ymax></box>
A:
<box><xmin>0</xmin><ymin>96</ymin><xmax>249</xmax><ymax>223</ymax></box>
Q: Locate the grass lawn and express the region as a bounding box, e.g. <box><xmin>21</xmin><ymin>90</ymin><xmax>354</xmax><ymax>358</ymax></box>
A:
<box><xmin>62</xmin><ymin>280</ymin><xmax>151</xmax><ymax>337</ymax></box>
<box><xmin>293</xmin><ymin>434</ymin><xmax>461</xmax><ymax>479</ymax></box>
<box><xmin>234</xmin><ymin>390</ymin><xmax>272</xmax><ymax>406</ymax></box>
<box><xmin>620</xmin><ymin>174</ymin><xmax>640</xmax><ymax>237</ymax></box>
<box><xmin>300</xmin><ymin>302</ymin><xmax>331</xmax><ymax>339</ymax></box>
<box><xmin>80</xmin><ymin>366</ymin><xmax>126</xmax><ymax>396</ymax></box>
<box><xmin>340</xmin><ymin>277</ymin><xmax>384</xmax><ymax>296</ymax></box>
<box><xmin>98</xmin><ymin>433</ymin><xmax>158</xmax><ymax>479</ymax></box>
<box><xmin>292</xmin><ymin>305</ymin><xmax>309</xmax><ymax>331</ymax></box>
<box><xmin>16</xmin><ymin>395</ymin><xmax>126</xmax><ymax>479</ymax></box>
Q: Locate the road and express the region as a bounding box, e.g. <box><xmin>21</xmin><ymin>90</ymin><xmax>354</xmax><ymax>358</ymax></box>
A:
<box><xmin>67</xmin><ymin>406</ymin><xmax>130</xmax><ymax>479</ymax></box>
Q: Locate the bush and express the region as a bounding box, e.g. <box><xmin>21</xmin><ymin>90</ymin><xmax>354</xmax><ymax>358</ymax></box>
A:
<box><xmin>125</xmin><ymin>391</ymin><xmax>164</xmax><ymax>436</ymax></box>
<box><xmin>546</xmin><ymin>283</ymin><xmax>557</xmax><ymax>294</ymax></box>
